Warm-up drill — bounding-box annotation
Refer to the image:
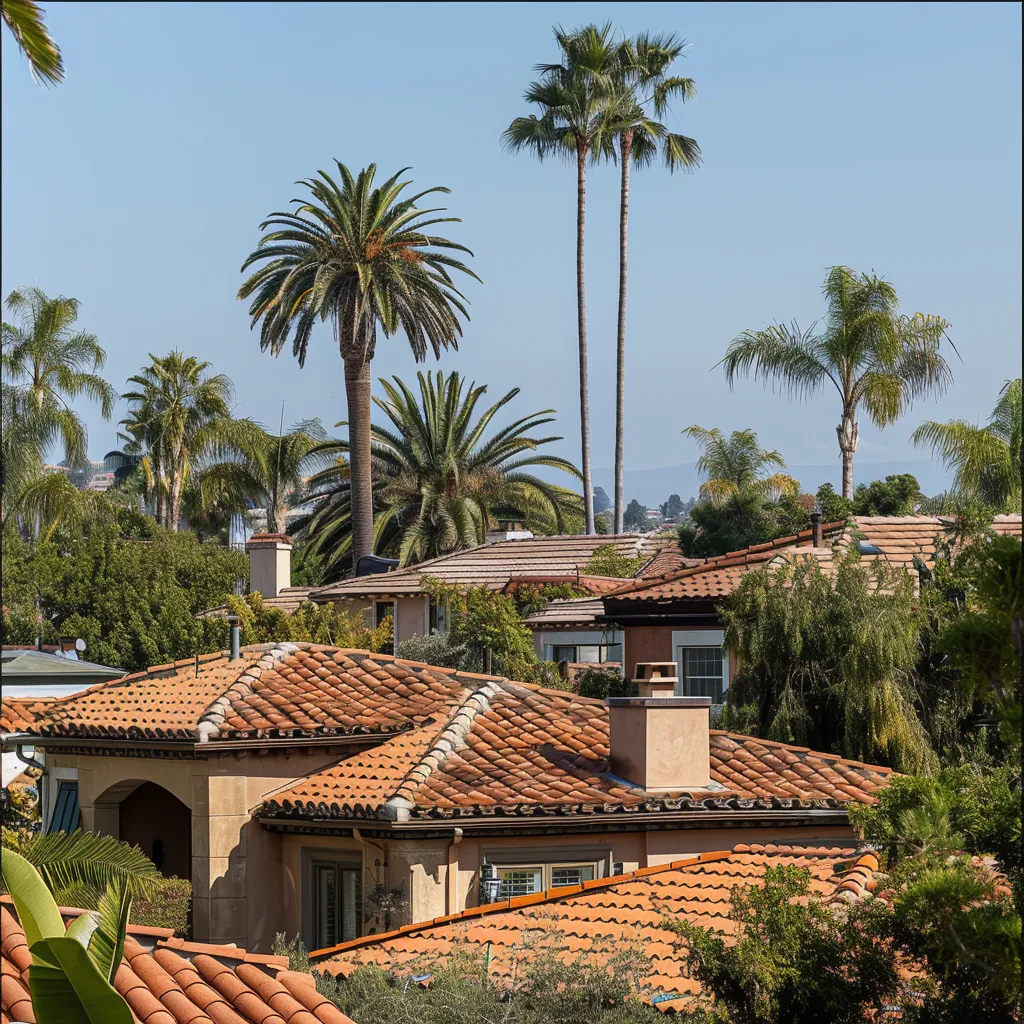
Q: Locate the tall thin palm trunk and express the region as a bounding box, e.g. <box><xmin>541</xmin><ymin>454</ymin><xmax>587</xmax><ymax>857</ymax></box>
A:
<box><xmin>344</xmin><ymin>344</ymin><xmax>375</xmax><ymax>568</ymax></box>
<box><xmin>613</xmin><ymin>129</ymin><xmax>633</xmax><ymax>534</ymax></box>
<box><xmin>576</xmin><ymin>147</ymin><xmax>595</xmax><ymax>535</ymax></box>
<box><xmin>838</xmin><ymin>411</ymin><xmax>859</xmax><ymax>499</ymax></box>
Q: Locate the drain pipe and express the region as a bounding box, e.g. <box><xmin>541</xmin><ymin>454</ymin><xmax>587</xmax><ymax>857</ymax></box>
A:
<box><xmin>446</xmin><ymin>827</ymin><xmax>464</xmax><ymax>914</ymax></box>
<box><xmin>227</xmin><ymin>614</ymin><xmax>241</xmax><ymax>661</ymax></box>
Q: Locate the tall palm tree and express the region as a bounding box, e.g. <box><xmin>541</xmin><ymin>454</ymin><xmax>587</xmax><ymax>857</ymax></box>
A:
<box><xmin>1</xmin><ymin>287</ymin><xmax>115</xmax><ymax>471</ymax></box>
<box><xmin>294</xmin><ymin>370</ymin><xmax>582</xmax><ymax>574</ymax></box>
<box><xmin>119</xmin><ymin>352</ymin><xmax>233</xmax><ymax>531</ymax></box>
<box><xmin>238</xmin><ymin>163</ymin><xmax>477</xmax><ymax>571</ymax></box>
<box><xmin>196</xmin><ymin>418</ymin><xmax>333</xmax><ymax>533</ymax></box>
<box><xmin>611</xmin><ymin>32</ymin><xmax>701</xmax><ymax>533</ymax></box>
<box><xmin>912</xmin><ymin>378</ymin><xmax>1022</xmax><ymax>511</ymax></box>
<box><xmin>720</xmin><ymin>266</ymin><xmax>952</xmax><ymax>498</ymax></box>
<box><xmin>503</xmin><ymin>22</ymin><xmax>624</xmax><ymax>536</ymax></box>
<box><xmin>2</xmin><ymin>0</ymin><xmax>63</xmax><ymax>86</ymax></box>
<box><xmin>683</xmin><ymin>425</ymin><xmax>799</xmax><ymax>503</ymax></box>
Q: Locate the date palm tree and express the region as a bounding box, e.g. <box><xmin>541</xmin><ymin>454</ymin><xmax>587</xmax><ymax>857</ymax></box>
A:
<box><xmin>912</xmin><ymin>378</ymin><xmax>1022</xmax><ymax>511</ymax></box>
<box><xmin>720</xmin><ymin>267</ymin><xmax>952</xmax><ymax>499</ymax></box>
<box><xmin>195</xmin><ymin>418</ymin><xmax>334</xmax><ymax>533</ymax></box>
<box><xmin>611</xmin><ymin>32</ymin><xmax>701</xmax><ymax>533</ymax></box>
<box><xmin>238</xmin><ymin>163</ymin><xmax>477</xmax><ymax>571</ymax></box>
<box><xmin>119</xmin><ymin>352</ymin><xmax>233</xmax><ymax>531</ymax></box>
<box><xmin>293</xmin><ymin>370</ymin><xmax>582</xmax><ymax>574</ymax></box>
<box><xmin>503</xmin><ymin>22</ymin><xmax>624</xmax><ymax>536</ymax></box>
<box><xmin>2</xmin><ymin>287</ymin><xmax>115</xmax><ymax>473</ymax></box>
<box><xmin>684</xmin><ymin>425</ymin><xmax>799</xmax><ymax>503</ymax></box>
<box><xmin>2</xmin><ymin>0</ymin><xmax>63</xmax><ymax>86</ymax></box>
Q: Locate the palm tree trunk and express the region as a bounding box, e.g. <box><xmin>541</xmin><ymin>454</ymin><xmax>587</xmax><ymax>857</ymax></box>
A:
<box><xmin>613</xmin><ymin>130</ymin><xmax>632</xmax><ymax>535</ymax></box>
<box><xmin>837</xmin><ymin>413</ymin><xmax>859</xmax><ymax>500</ymax></box>
<box><xmin>576</xmin><ymin>146</ymin><xmax>595</xmax><ymax>535</ymax></box>
<box><xmin>344</xmin><ymin>346</ymin><xmax>374</xmax><ymax>570</ymax></box>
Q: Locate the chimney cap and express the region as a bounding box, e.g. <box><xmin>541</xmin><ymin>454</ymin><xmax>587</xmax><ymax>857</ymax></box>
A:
<box><xmin>246</xmin><ymin>533</ymin><xmax>292</xmax><ymax>547</ymax></box>
<box><xmin>607</xmin><ymin>695</ymin><xmax>711</xmax><ymax>708</ymax></box>
<box><xmin>633</xmin><ymin>662</ymin><xmax>678</xmax><ymax>680</ymax></box>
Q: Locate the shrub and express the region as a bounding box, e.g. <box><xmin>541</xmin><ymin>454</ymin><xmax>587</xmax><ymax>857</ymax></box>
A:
<box><xmin>396</xmin><ymin>630</ymin><xmax>467</xmax><ymax>669</ymax></box>
<box><xmin>576</xmin><ymin>665</ymin><xmax>633</xmax><ymax>701</ymax></box>
<box><xmin>129</xmin><ymin>876</ymin><xmax>192</xmax><ymax>933</ymax></box>
<box><xmin>272</xmin><ymin>932</ymin><xmax>311</xmax><ymax>972</ymax></box>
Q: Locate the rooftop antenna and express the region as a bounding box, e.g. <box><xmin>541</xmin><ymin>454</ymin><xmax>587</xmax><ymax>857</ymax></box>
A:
<box><xmin>274</xmin><ymin>400</ymin><xmax>285</xmax><ymax>532</ymax></box>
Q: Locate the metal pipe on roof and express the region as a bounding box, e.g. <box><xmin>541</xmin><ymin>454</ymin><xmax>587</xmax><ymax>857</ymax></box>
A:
<box><xmin>227</xmin><ymin>615</ymin><xmax>241</xmax><ymax>661</ymax></box>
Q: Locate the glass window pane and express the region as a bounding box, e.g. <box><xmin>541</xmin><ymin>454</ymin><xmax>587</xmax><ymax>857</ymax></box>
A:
<box><xmin>316</xmin><ymin>865</ymin><xmax>337</xmax><ymax>948</ymax></box>
<box><xmin>576</xmin><ymin>646</ymin><xmax>601</xmax><ymax>663</ymax></box>
<box><xmin>49</xmin><ymin>781</ymin><xmax>80</xmax><ymax>834</ymax></box>
<box><xmin>341</xmin><ymin>868</ymin><xmax>360</xmax><ymax>942</ymax></box>
<box><xmin>679</xmin><ymin>646</ymin><xmax>725</xmax><ymax>703</ymax></box>
<box><xmin>551</xmin><ymin>864</ymin><xmax>595</xmax><ymax>887</ymax></box>
<box><xmin>497</xmin><ymin>868</ymin><xmax>543</xmax><ymax>898</ymax></box>
<box><xmin>552</xmin><ymin>646</ymin><xmax>575</xmax><ymax>663</ymax></box>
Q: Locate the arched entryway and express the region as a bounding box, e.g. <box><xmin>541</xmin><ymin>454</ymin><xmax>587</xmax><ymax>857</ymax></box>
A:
<box><xmin>94</xmin><ymin>779</ymin><xmax>191</xmax><ymax>880</ymax></box>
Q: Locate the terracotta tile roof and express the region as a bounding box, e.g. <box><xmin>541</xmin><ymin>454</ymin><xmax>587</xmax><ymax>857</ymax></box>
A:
<box><xmin>1</xmin><ymin>901</ymin><xmax>355</xmax><ymax>1024</ymax></box>
<box><xmin>0</xmin><ymin>697</ymin><xmax>55</xmax><ymax>734</ymax></box>
<box><xmin>638</xmin><ymin>542</ymin><xmax>703</xmax><ymax>578</ymax></box>
<box><xmin>310</xmin><ymin>534</ymin><xmax>664</xmax><ymax>599</ymax></box>
<box><xmin>605</xmin><ymin>514</ymin><xmax>1022</xmax><ymax>603</ymax></box>
<box><xmin>314</xmin><ymin>843</ymin><xmax>882</xmax><ymax>1012</ymax></box>
<box><xmin>260</xmin><ymin>675</ymin><xmax>893</xmax><ymax>822</ymax></box>
<box><xmin>18</xmin><ymin>646</ymin><xmax>466</xmax><ymax>744</ymax></box>
<box><xmin>522</xmin><ymin>597</ymin><xmax>608</xmax><ymax>628</ymax></box>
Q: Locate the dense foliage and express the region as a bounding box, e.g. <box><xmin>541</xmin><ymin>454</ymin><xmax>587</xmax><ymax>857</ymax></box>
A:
<box><xmin>678</xmin><ymin>489</ymin><xmax>813</xmax><ymax>558</ymax></box>
<box><xmin>585</xmin><ymin>542</ymin><xmax>647</xmax><ymax>577</ymax></box>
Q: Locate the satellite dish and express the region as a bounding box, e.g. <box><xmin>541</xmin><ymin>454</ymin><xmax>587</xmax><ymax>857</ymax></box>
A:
<box><xmin>75</xmin><ymin>638</ymin><xmax>87</xmax><ymax>652</ymax></box>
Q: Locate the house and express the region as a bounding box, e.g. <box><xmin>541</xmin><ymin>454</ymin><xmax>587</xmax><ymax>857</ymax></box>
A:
<box><xmin>314</xmin><ymin>842</ymin><xmax>883</xmax><ymax>1012</ymax></box>
<box><xmin>0</xmin><ymin>898</ymin><xmax>355</xmax><ymax>1024</ymax></box>
<box><xmin>526</xmin><ymin>514</ymin><xmax>1024</xmax><ymax>701</ymax></box>
<box><xmin>2</xmin><ymin>644</ymin><xmax>892</xmax><ymax>954</ymax></box>
<box><xmin>235</xmin><ymin>530</ymin><xmax>693</xmax><ymax>659</ymax></box>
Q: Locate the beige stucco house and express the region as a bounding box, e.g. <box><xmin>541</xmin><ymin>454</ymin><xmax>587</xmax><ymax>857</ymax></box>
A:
<box><xmin>2</xmin><ymin>644</ymin><xmax>892</xmax><ymax>955</ymax></box>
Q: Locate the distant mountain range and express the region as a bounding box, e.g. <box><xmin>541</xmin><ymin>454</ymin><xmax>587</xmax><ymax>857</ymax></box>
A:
<box><xmin>591</xmin><ymin>460</ymin><xmax>951</xmax><ymax>508</ymax></box>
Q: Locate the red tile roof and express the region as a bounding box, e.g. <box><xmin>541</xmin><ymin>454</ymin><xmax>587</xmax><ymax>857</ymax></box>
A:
<box><xmin>313</xmin><ymin>843</ymin><xmax>883</xmax><ymax>1012</ymax></box>
<box><xmin>0</xmin><ymin>901</ymin><xmax>355</xmax><ymax>1024</ymax></box>
<box><xmin>19</xmin><ymin>646</ymin><xmax>467</xmax><ymax>744</ymax></box>
<box><xmin>0</xmin><ymin>697</ymin><xmax>55</xmax><ymax>734</ymax></box>
<box><xmin>260</xmin><ymin>674</ymin><xmax>893</xmax><ymax>822</ymax></box>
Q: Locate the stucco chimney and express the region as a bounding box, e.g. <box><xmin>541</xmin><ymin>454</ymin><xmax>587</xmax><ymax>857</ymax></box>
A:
<box><xmin>246</xmin><ymin>533</ymin><xmax>291</xmax><ymax>598</ymax></box>
<box><xmin>607</xmin><ymin>661</ymin><xmax>711</xmax><ymax>791</ymax></box>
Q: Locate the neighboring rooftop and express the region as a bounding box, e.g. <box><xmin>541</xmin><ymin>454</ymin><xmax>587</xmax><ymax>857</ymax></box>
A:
<box><xmin>0</xmin><ymin>648</ymin><xmax>124</xmax><ymax>680</ymax></box>
<box><xmin>311</xmin><ymin>534</ymin><xmax>667</xmax><ymax>599</ymax></box>
<box><xmin>0</xmin><ymin>899</ymin><xmax>355</xmax><ymax>1024</ymax></box>
<box><xmin>314</xmin><ymin>843</ymin><xmax>882</xmax><ymax>1012</ymax></box>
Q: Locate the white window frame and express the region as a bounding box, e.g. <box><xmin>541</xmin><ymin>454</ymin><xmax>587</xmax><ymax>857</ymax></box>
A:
<box><xmin>492</xmin><ymin>860</ymin><xmax>599</xmax><ymax>897</ymax></box>
<box><xmin>671</xmin><ymin>629</ymin><xmax>731</xmax><ymax>704</ymax></box>
<box><xmin>43</xmin><ymin>766</ymin><xmax>77</xmax><ymax>833</ymax></box>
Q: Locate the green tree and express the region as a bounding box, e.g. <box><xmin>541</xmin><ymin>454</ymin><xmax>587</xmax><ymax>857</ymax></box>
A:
<box><xmin>1</xmin><ymin>287</ymin><xmax>115</xmax><ymax>472</ymax></box>
<box><xmin>720</xmin><ymin>550</ymin><xmax>935</xmax><ymax>772</ymax></box>
<box><xmin>623</xmin><ymin>498</ymin><xmax>647</xmax><ymax>530</ymax></box>
<box><xmin>611</xmin><ymin>32</ymin><xmax>700</xmax><ymax>532</ymax></box>
<box><xmin>504</xmin><ymin>23</ymin><xmax>625</xmax><ymax>536</ymax></box>
<box><xmin>659</xmin><ymin>493</ymin><xmax>685</xmax><ymax>519</ymax></box>
<box><xmin>851</xmin><ymin>473</ymin><xmax>922</xmax><ymax>515</ymax></box>
<box><xmin>677</xmin><ymin>489</ymin><xmax>813</xmax><ymax>558</ymax></box>
<box><xmin>2</xmin><ymin>0</ymin><xmax>63</xmax><ymax>85</ymax></box>
<box><xmin>294</xmin><ymin>371</ymin><xmax>581</xmax><ymax>573</ymax></box>
<box><xmin>912</xmin><ymin>378</ymin><xmax>1022</xmax><ymax>512</ymax></box>
<box><xmin>720</xmin><ymin>266</ymin><xmax>952</xmax><ymax>499</ymax></box>
<box><xmin>585</xmin><ymin>542</ymin><xmax>646</xmax><ymax>578</ymax></box>
<box><xmin>814</xmin><ymin>482</ymin><xmax>853</xmax><ymax>523</ymax></box>
<box><xmin>684</xmin><ymin>425</ymin><xmax>799</xmax><ymax>503</ymax></box>
<box><xmin>238</xmin><ymin>163</ymin><xmax>477</xmax><ymax>569</ymax></box>
<box><xmin>120</xmin><ymin>352</ymin><xmax>233</xmax><ymax>531</ymax></box>
<box><xmin>196</xmin><ymin>418</ymin><xmax>332</xmax><ymax>533</ymax></box>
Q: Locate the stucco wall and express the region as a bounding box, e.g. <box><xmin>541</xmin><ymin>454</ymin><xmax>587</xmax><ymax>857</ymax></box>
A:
<box><xmin>394</xmin><ymin>597</ymin><xmax>427</xmax><ymax>646</ymax></box>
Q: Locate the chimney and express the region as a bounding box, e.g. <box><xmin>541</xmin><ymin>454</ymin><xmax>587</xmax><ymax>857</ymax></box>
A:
<box><xmin>246</xmin><ymin>533</ymin><xmax>292</xmax><ymax>598</ymax></box>
<box><xmin>607</xmin><ymin>661</ymin><xmax>711</xmax><ymax>791</ymax></box>
<box><xmin>227</xmin><ymin>614</ymin><xmax>241</xmax><ymax>661</ymax></box>
<box><xmin>810</xmin><ymin>511</ymin><xmax>823</xmax><ymax>548</ymax></box>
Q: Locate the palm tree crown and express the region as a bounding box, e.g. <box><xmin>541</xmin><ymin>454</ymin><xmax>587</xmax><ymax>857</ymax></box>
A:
<box><xmin>912</xmin><ymin>378</ymin><xmax>1022</xmax><ymax>511</ymax></box>
<box><xmin>2</xmin><ymin>0</ymin><xmax>63</xmax><ymax>86</ymax></box>
<box><xmin>720</xmin><ymin>266</ymin><xmax>952</xmax><ymax>499</ymax></box>
<box><xmin>238</xmin><ymin>162</ymin><xmax>478</xmax><ymax>567</ymax></box>
<box><xmin>683</xmin><ymin>425</ymin><xmax>799</xmax><ymax>503</ymax></box>
<box><xmin>196</xmin><ymin>418</ymin><xmax>333</xmax><ymax>534</ymax></box>
<box><xmin>294</xmin><ymin>371</ymin><xmax>582</xmax><ymax>574</ymax></box>
<box><xmin>119</xmin><ymin>352</ymin><xmax>233</xmax><ymax>531</ymax></box>
<box><xmin>2</xmin><ymin>287</ymin><xmax>115</xmax><ymax>470</ymax></box>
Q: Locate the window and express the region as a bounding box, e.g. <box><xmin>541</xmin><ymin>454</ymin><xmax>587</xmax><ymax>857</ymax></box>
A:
<box><xmin>428</xmin><ymin>600</ymin><xmax>448</xmax><ymax>634</ymax></box>
<box><xmin>550</xmin><ymin>645</ymin><xmax>610</xmax><ymax>664</ymax></box>
<box><xmin>374</xmin><ymin>602</ymin><xmax>394</xmax><ymax>654</ymax></box>
<box><xmin>497</xmin><ymin>866</ymin><xmax>543</xmax><ymax>899</ymax></box>
<box><xmin>49</xmin><ymin>781</ymin><xmax>80</xmax><ymax>833</ymax></box>
<box><xmin>309</xmin><ymin>857</ymin><xmax>361</xmax><ymax>948</ymax></box>
<box><xmin>550</xmin><ymin>863</ymin><xmax>595</xmax><ymax>887</ymax></box>
<box><xmin>492</xmin><ymin>862</ymin><xmax>597</xmax><ymax>899</ymax></box>
<box><xmin>678</xmin><ymin>646</ymin><xmax>726</xmax><ymax>703</ymax></box>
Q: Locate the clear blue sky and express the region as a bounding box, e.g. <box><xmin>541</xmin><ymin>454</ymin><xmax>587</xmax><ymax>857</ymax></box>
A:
<box><xmin>2</xmin><ymin>2</ymin><xmax>1020</xmax><ymax>495</ymax></box>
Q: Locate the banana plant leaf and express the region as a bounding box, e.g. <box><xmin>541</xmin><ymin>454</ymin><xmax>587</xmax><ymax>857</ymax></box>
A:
<box><xmin>0</xmin><ymin>848</ymin><xmax>65</xmax><ymax>952</ymax></box>
<box><xmin>87</xmin><ymin>881</ymin><xmax>132</xmax><ymax>983</ymax></box>
<box><xmin>29</xmin><ymin>937</ymin><xmax>133</xmax><ymax>1024</ymax></box>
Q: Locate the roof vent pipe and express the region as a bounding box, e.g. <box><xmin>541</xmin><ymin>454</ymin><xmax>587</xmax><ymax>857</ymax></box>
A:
<box><xmin>227</xmin><ymin>615</ymin><xmax>241</xmax><ymax>661</ymax></box>
<box><xmin>810</xmin><ymin>511</ymin><xmax>823</xmax><ymax>548</ymax></box>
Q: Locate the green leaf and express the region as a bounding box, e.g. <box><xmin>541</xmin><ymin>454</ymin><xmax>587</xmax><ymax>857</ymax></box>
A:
<box><xmin>88</xmin><ymin>881</ymin><xmax>132</xmax><ymax>983</ymax></box>
<box><xmin>29</xmin><ymin>937</ymin><xmax>133</xmax><ymax>1024</ymax></box>
<box><xmin>64</xmin><ymin>911</ymin><xmax>100</xmax><ymax>951</ymax></box>
<box><xmin>0</xmin><ymin>848</ymin><xmax>66</xmax><ymax>954</ymax></box>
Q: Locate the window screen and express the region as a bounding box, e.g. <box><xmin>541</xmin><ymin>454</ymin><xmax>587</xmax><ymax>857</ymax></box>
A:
<box><xmin>679</xmin><ymin>646</ymin><xmax>726</xmax><ymax>703</ymax></box>
<box><xmin>49</xmin><ymin>781</ymin><xmax>80</xmax><ymax>834</ymax></box>
<box><xmin>497</xmin><ymin>867</ymin><xmax>543</xmax><ymax>899</ymax></box>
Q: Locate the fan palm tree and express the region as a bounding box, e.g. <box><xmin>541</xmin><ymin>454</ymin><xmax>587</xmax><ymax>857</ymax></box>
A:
<box><xmin>912</xmin><ymin>378</ymin><xmax>1022</xmax><ymax>511</ymax></box>
<box><xmin>719</xmin><ymin>266</ymin><xmax>953</xmax><ymax>499</ymax></box>
<box><xmin>294</xmin><ymin>370</ymin><xmax>582</xmax><ymax>573</ymax></box>
<box><xmin>119</xmin><ymin>352</ymin><xmax>233</xmax><ymax>531</ymax></box>
<box><xmin>610</xmin><ymin>32</ymin><xmax>701</xmax><ymax>533</ymax></box>
<box><xmin>195</xmin><ymin>418</ymin><xmax>334</xmax><ymax>533</ymax></box>
<box><xmin>2</xmin><ymin>287</ymin><xmax>115</xmax><ymax>471</ymax></box>
<box><xmin>683</xmin><ymin>425</ymin><xmax>799</xmax><ymax>503</ymax></box>
<box><xmin>503</xmin><ymin>22</ymin><xmax>625</xmax><ymax>536</ymax></box>
<box><xmin>238</xmin><ymin>163</ymin><xmax>477</xmax><ymax>571</ymax></box>
<box><xmin>2</xmin><ymin>0</ymin><xmax>63</xmax><ymax>86</ymax></box>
